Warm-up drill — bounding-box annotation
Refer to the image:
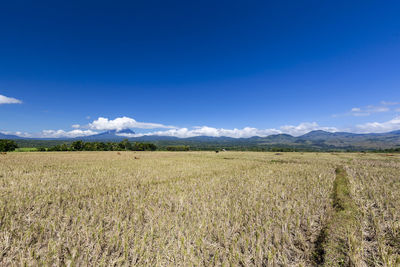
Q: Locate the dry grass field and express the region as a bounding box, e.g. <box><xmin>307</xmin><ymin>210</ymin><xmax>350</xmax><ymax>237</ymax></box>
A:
<box><xmin>0</xmin><ymin>151</ymin><xmax>399</xmax><ymax>266</ymax></box>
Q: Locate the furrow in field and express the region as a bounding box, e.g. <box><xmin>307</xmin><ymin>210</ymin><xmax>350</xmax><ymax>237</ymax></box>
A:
<box><xmin>315</xmin><ymin>166</ymin><xmax>364</xmax><ymax>266</ymax></box>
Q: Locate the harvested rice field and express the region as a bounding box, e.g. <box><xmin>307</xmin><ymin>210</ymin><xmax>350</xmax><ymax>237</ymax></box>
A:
<box><xmin>1</xmin><ymin>152</ymin><xmax>399</xmax><ymax>266</ymax></box>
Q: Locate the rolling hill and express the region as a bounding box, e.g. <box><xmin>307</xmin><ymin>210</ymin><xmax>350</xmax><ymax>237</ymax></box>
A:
<box><xmin>0</xmin><ymin>132</ymin><xmax>22</xmax><ymax>139</ymax></box>
<box><xmin>5</xmin><ymin>129</ymin><xmax>400</xmax><ymax>151</ymax></box>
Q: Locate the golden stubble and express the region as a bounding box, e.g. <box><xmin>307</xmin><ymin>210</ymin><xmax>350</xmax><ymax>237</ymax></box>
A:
<box><xmin>0</xmin><ymin>152</ymin><xmax>398</xmax><ymax>266</ymax></box>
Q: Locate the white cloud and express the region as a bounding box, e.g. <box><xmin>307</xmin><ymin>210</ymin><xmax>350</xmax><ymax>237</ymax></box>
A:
<box><xmin>280</xmin><ymin>122</ymin><xmax>338</xmax><ymax>136</ymax></box>
<box><xmin>8</xmin><ymin>112</ymin><xmax>400</xmax><ymax>139</ymax></box>
<box><xmin>89</xmin><ymin>117</ymin><xmax>175</xmax><ymax>131</ymax></box>
<box><xmin>2</xmin><ymin>128</ymin><xmax>99</xmax><ymax>138</ymax></box>
<box><xmin>119</xmin><ymin>126</ymin><xmax>282</xmax><ymax>138</ymax></box>
<box><xmin>355</xmin><ymin>116</ymin><xmax>400</xmax><ymax>133</ymax></box>
<box><xmin>0</xmin><ymin>130</ymin><xmax>32</xmax><ymax>137</ymax></box>
<box><xmin>334</xmin><ymin>101</ymin><xmax>400</xmax><ymax>117</ymax></box>
<box><xmin>371</xmin><ymin>107</ymin><xmax>390</xmax><ymax>112</ymax></box>
<box><xmin>351</xmin><ymin>112</ymin><xmax>371</xmax><ymax>117</ymax></box>
<box><xmin>32</xmin><ymin>117</ymin><xmax>400</xmax><ymax>137</ymax></box>
<box><xmin>347</xmin><ymin>103</ymin><xmax>392</xmax><ymax>117</ymax></box>
<box><xmin>39</xmin><ymin>129</ymin><xmax>98</xmax><ymax>138</ymax></box>
<box><xmin>381</xmin><ymin>101</ymin><xmax>400</xmax><ymax>106</ymax></box>
<box><xmin>117</xmin><ymin>122</ymin><xmax>338</xmax><ymax>138</ymax></box>
<box><xmin>5</xmin><ymin>115</ymin><xmax>338</xmax><ymax>139</ymax></box>
<box><xmin>0</xmin><ymin>94</ymin><xmax>22</xmax><ymax>104</ymax></box>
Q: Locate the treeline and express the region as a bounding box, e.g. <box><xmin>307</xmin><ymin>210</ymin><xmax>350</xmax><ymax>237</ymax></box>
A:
<box><xmin>372</xmin><ymin>147</ymin><xmax>400</xmax><ymax>153</ymax></box>
<box><xmin>7</xmin><ymin>138</ymin><xmax>400</xmax><ymax>152</ymax></box>
<box><xmin>166</xmin><ymin>145</ymin><xmax>190</xmax><ymax>151</ymax></box>
<box><xmin>46</xmin><ymin>140</ymin><xmax>157</xmax><ymax>151</ymax></box>
<box><xmin>0</xmin><ymin>139</ymin><xmax>18</xmax><ymax>152</ymax></box>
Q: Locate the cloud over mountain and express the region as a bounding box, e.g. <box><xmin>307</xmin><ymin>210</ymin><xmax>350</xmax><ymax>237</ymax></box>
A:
<box><xmin>118</xmin><ymin>122</ymin><xmax>338</xmax><ymax>138</ymax></box>
<box><xmin>39</xmin><ymin>129</ymin><xmax>98</xmax><ymax>138</ymax></box>
<box><xmin>88</xmin><ymin>117</ymin><xmax>175</xmax><ymax>131</ymax></box>
<box><xmin>5</xmin><ymin>113</ymin><xmax>400</xmax><ymax>139</ymax></box>
<box><xmin>280</xmin><ymin>122</ymin><xmax>338</xmax><ymax>136</ymax></box>
<box><xmin>356</xmin><ymin>116</ymin><xmax>400</xmax><ymax>133</ymax></box>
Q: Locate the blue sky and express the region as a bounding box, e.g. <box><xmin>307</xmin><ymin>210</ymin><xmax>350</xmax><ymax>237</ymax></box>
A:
<box><xmin>1</xmin><ymin>1</ymin><xmax>400</xmax><ymax>138</ymax></box>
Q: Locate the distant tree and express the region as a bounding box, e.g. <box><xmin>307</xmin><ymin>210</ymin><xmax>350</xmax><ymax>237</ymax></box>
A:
<box><xmin>133</xmin><ymin>142</ymin><xmax>144</xmax><ymax>151</ymax></box>
<box><xmin>46</xmin><ymin>140</ymin><xmax>157</xmax><ymax>152</ymax></box>
<box><xmin>71</xmin><ymin>141</ymin><xmax>84</xmax><ymax>151</ymax></box>
<box><xmin>50</xmin><ymin>145</ymin><xmax>60</xmax><ymax>151</ymax></box>
<box><xmin>60</xmin><ymin>144</ymin><xmax>69</xmax><ymax>151</ymax></box>
<box><xmin>145</xmin><ymin>143</ymin><xmax>157</xmax><ymax>151</ymax></box>
<box><xmin>166</xmin><ymin>145</ymin><xmax>189</xmax><ymax>151</ymax></box>
<box><xmin>119</xmin><ymin>139</ymin><xmax>132</xmax><ymax>150</ymax></box>
<box><xmin>0</xmin><ymin>139</ymin><xmax>18</xmax><ymax>152</ymax></box>
<box><xmin>83</xmin><ymin>142</ymin><xmax>94</xmax><ymax>151</ymax></box>
<box><xmin>106</xmin><ymin>142</ymin><xmax>117</xmax><ymax>151</ymax></box>
<box><xmin>95</xmin><ymin>142</ymin><xmax>107</xmax><ymax>151</ymax></box>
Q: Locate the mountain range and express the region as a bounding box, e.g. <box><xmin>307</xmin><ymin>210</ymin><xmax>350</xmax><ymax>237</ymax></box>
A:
<box><xmin>2</xmin><ymin>129</ymin><xmax>400</xmax><ymax>150</ymax></box>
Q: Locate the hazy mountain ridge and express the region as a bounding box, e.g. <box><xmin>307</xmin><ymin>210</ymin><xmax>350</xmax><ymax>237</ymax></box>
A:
<box><xmin>78</xmin><ymin>129</ymin><xmax>136</xmax><ymax>141</ymax></box>
<box><xmin>3</xmin><ymin>129</ymin><xmax>400</xmax><ymax>150</ymax></box>
<box><xmin>0</xmin><ymin>133</ymin><xmax>23</xmax><ymax>139</ymax></box>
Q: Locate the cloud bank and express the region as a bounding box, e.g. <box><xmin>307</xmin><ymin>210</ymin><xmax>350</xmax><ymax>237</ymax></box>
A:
<box><xmin>4</xmin><ymin>113</ymin><xmax>400</xmax><ymax>139</ymax></box>
<box><xmin>39</xmin><ymin>129</ymin><xmax>98</xmax><ymax>138</ymax></box>
<box><xmin>349</xmin><ymin>105</ymin><xmax>389</xmax><ymax>117</ymax></box>
<box><xmin>332</xmin><ymin>100</ymin><xmax>400</xmax><ymax>117</ymax></box>
<box><xmin>119</xmin><ymin>126</ymin><xmax>280</xmax><ymax>138</ymax></box>
<box><xmin>1</xmin><ymin>129</ymin><xmax>98</xmax><ymax>138</ymax></box>
<box><xmin>0</xmin><ymin>94</ymin><xmax>22</xmax><ymax>104</ymax></box>
<box><xmin>117</xmin><ymin>122</ymin><xmax>339</xmax><ymax>138</ymax></box>
<box><xmin>0</xmin><ymin>131</ymin><xmax>31</xmax><ymax>138</ymax></box>
<box><xmin>88</xmin><ymin>117</ymin><xmax>175</xmax><ymax>131</ymax></box>
<box><xmin>280</xmin><ymin>122</ymin><xmax>338</xmax><ymax>136</ymax></box>
<box><xmin>355</xmin><ymin>116</ymin><xmax>400</xmax><ymax>133</ymax></box>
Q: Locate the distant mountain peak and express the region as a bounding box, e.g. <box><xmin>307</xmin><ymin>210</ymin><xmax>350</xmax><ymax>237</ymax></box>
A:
<box><xmin>77</xmin><ymin>128</ymin><xmax>135</xmax><ymax>140</ymax></box>
<box><xmin>116</xmin><ymin>129</ymin><xmax>135</xmax><ymax>134</ymax></box>
<box><xmin>96</xmin><ymin>129</ymin><xmax>135</xmax><ymax>135</ymax></box>
<box><xmin>303</xmin><ymin>130</ymin><xmax>331</xmax><ymax>135</ymax></box>
<box><xmin>0</xmin><ymin>132</ymin><xmax>22</xmax><ymax>139</ymax></box>
<box><xmin>299</xmin><ymin>130</ymin><xmax>338</xmax><ymax>138</ymax></box>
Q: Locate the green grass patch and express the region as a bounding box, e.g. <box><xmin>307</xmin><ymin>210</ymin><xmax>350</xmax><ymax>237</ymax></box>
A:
<box><xmin>332</xmin><ymin>167</ymin><xmax>354</xmax><ymax>212</ymax></box>
<box><xmin>319</xmin><ymin>166</ymin><xmax>362</xmax><ymax>266</ymax></box>
<box><xmin>14</xmin><ymin>147</ymin><xmax>38</xmax><ymax>152</ymax></box>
